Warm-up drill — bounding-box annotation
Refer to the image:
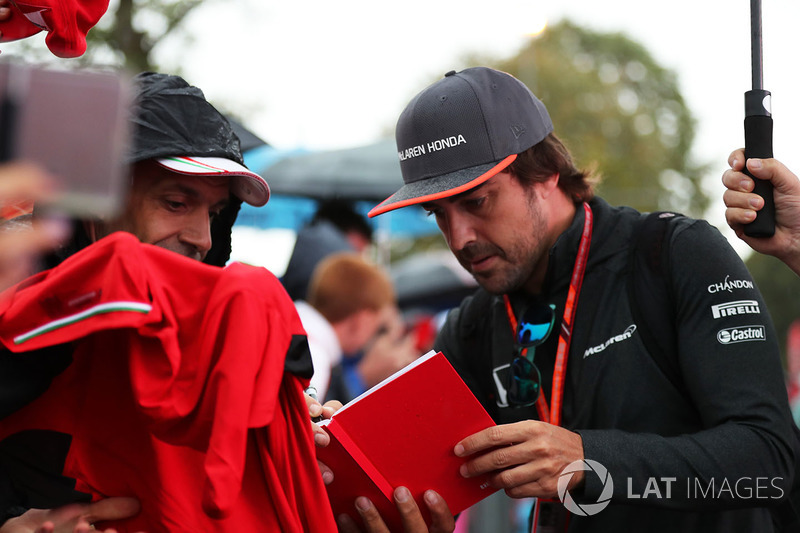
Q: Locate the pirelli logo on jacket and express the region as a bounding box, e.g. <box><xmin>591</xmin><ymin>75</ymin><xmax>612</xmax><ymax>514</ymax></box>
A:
<box><xmin>710</xmin><ymin>300</ymin><xmax>760</xmax><ymax>320</ymax></box>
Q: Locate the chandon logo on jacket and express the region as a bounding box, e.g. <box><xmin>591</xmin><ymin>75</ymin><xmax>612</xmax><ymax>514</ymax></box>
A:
<box><xmin>707</xmin><ymin>275</ymin><xmax>754</xmax><ymax>294</ymax></box>
<box><xmin>583</xmin><ymin>325</ymin><xmax>637</xmax><ymax>358</ymax></box>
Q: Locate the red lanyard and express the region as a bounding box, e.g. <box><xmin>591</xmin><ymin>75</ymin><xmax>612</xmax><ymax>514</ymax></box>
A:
<box><xmin>503</xmin><ymin>202</ymin><xmax>593</xmax><ymax>427</ymax></box>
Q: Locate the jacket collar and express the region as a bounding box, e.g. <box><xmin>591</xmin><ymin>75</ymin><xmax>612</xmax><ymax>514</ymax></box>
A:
<box><xmin>541</xmin><ymin>196</ymin><xmax>626</xmax><ymax>299</ymax></box>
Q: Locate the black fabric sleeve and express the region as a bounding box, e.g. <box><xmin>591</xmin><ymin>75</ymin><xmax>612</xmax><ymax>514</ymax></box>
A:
<box><xmin>579</xmin><ymin>220</ymin><xmax>795</xmax><ymax>509</ymax></box>
<box><xmin>0</xmin><ymin>345</ymin><xmax>72</xmax><ymax>420</ymax></box>
<box><xmin>283</xmin><ymin>334</ymin><xmax>314</xmax><ymax>380</ymax></box>
<box><xmin>0</xmin><ymin>346</ymin><xmax>75</xmax><ymax>524</ymax></box>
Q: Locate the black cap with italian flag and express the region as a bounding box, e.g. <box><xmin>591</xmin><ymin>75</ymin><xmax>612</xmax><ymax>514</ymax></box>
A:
<box><xmin>155</xmin><ymin>156</ymin><xmax>269</xmax><ymax>208</ymax></box>
<box><xmin>368</xmin><ymin>67</ymin><xmax>553</xmax><ymax>217</ymax></box>
<box><xmin>130</xmin><ymin>72</ymin><xmax>270</xmax><ymax>207</ymax></box>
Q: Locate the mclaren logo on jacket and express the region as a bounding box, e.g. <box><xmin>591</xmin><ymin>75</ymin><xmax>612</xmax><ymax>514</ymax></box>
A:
<box><xmin>584</xmin><ymin>325</ymin><xmax>637</xmax><ymax>358</ymax></box>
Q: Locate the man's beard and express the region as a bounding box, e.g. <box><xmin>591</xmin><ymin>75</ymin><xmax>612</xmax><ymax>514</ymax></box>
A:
<box><xmin>454</xmin><ymin>195</ymin><xmax>547</xmax><ymax>295</ymax></box>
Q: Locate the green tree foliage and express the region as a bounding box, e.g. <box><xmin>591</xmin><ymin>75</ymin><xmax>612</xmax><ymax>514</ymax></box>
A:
<box><xmin>83</xmin><ymin>0</ymin><xmax>203</xmax><ymax>72</ymax></box>
<box><xmin>1</xmin><ymin>0</ymin><xmax>202</xmax><ymax>72</ymax></box>
<box><xmin>491</xmin><ymin>20</ymin><xmax>709</xmax><ymax>217</ymax></box>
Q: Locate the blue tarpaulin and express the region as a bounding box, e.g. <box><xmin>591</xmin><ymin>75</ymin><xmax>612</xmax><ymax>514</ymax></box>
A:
<box><xmin>235</xmin><ymin>144</ymin><xmax>440</xmax><ymax>237</ymax></box>
<box><xmin>234</xmin><ymin>196</ymin><xmax>439</xmax><ymax>237</ymax></box>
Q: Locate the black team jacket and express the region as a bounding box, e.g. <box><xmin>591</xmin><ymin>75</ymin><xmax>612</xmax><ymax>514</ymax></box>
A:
<box><xmin>436</xmin><ymin>196</ymin><xmax>795</xmax><ymax>532</ymax></box>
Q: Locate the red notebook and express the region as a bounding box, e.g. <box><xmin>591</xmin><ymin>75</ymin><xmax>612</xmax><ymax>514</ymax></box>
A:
<box><xmin>317</xmin><ymin>350</ymin><xmax>498</xmax><ymax>531</ymax></box>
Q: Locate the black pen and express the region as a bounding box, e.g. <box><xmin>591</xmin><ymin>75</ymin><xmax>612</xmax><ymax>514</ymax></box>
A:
<box><xmin>305</xmin><ymin>386</ymin><xmax>325</xmax><ymax>423</ymax></box>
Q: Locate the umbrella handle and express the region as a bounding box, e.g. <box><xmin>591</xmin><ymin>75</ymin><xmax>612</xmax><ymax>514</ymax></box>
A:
<box><xmin>743</xmin><ymin>98</ymin><xmax>775</xmax><ymax>238</ymax></box>
<box><xmin>743</xmin><ymin>0</ymin><xmax>775</xmax><ymax>238</ymax></box>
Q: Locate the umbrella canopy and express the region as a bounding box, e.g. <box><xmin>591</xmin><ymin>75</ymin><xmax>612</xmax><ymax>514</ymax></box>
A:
<box><xmin>234</xmin><ymin>196</ymin><xmax>439</xmax><ymax>237</ymax></box>
<box><xmin>391</xmin><ymin>251</ymin><xmax>478</xmax><ymax>312</ymax></box>
<box><xmin>259</xmin><ymin>139</ymin><xmax>403</xmax><ymax>201</ymax></box>
<box><xmin>232</xmin><ymin>136</ymin><xmax>440</xmax><ymax>237</ymax></box>
<box><xmin>226</xmin><ymin>116</ymin><xmax>269</xmax><ymax>153</ymax></box>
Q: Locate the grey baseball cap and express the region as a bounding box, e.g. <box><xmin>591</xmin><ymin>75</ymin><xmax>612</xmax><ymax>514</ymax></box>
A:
<box><xmin>368</xmin><ymin>67</ymin><xmax>552</xmax><ymax>217</ymax></box>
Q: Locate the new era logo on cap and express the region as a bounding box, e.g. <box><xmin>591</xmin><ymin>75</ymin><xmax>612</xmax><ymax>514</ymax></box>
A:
<box><xmin>369</xmin><ymin>67</ymin><xmax>553</xmax><ymax>217</ymax></box>
<box><xmin>510</xmin><ymin>125</ymin><xmax>527</xmax><ymax>139</ymax></box>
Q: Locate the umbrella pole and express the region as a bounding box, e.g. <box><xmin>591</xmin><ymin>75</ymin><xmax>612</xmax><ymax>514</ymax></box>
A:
<box><xmin>743</xmin><ymin>0</ymin><xmax>775</xmax><ymax>237</ymax></box>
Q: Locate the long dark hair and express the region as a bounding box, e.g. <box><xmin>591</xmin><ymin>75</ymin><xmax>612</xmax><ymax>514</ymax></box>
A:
<box><xmin>507</xmin><ymin>133</ymin><xmax>597</xmax><ymax>203</ymax></box>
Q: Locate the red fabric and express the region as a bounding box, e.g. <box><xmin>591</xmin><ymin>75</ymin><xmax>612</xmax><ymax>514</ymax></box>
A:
<box><xmin>0</xmin><ymin>232</ymin><xmax>336</xmax><ymax>532</ymax></box>
<box><xmin>0</xmin><ymin>1</ymin><xmax>40</xmax><ymax>42</ymax></box>
<box><xmin>1</xmin><ymin>0</ymin><xmax>110</xmax><ymax>57</ymax></box>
